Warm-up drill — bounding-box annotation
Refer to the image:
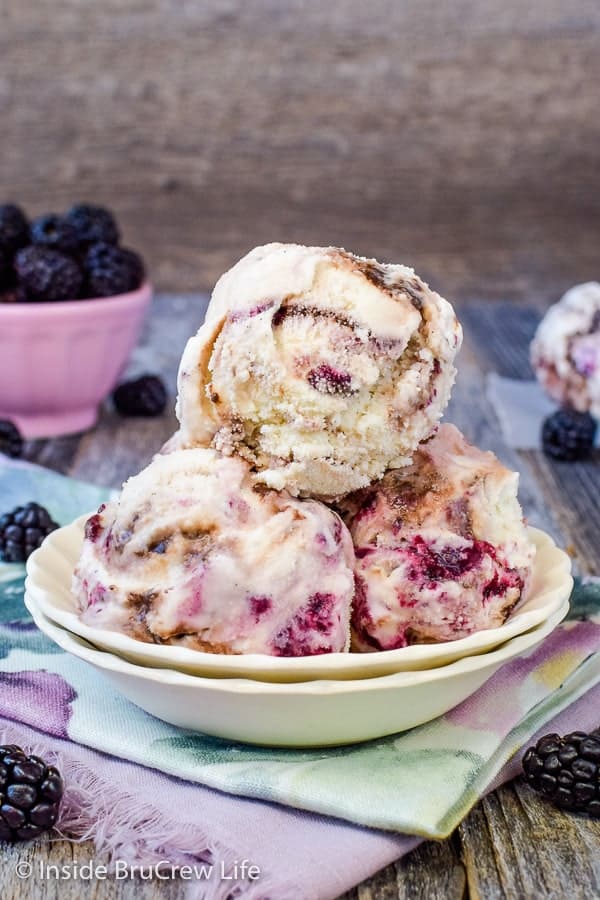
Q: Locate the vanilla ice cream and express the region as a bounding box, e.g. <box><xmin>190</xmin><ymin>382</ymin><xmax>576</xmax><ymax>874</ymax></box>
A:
<box><xmin>531</xmin><ymin>282</ymin><xmax>600</xmax><ymax>417</ymax></box>
<box><xmin>176</xmin><ymin>243</ymin><xmax>462</xmax><ymax>498</ymax></box>
<box><xmin>338</xmin><ymin>424</ymin><xmax>536</xmax><ymax>649</ymax></box>
<box><xmin>73</xmin><ymin>448</ymin><xmax>355</xmax><ymax>656</ymax></box>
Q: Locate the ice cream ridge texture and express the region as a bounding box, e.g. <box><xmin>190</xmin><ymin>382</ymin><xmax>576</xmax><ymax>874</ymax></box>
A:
<box><xmin>176</xmin><ymin>243</ymin><xmax>462</xmax><ymax>499</ymax></box>
<box><xmin>337</xmin><ymin>424</ymin><xmax>536</xmax><ymax>650</ymax></box>
<box><xmin>73</xmin><ymin>449</ymin><xmax>355</xmax><ymax>656</ymax></box>
<box><xmin>531</xmin><ymin>281</ymin><xmax>600</xmax><ymax>417</ymax></box>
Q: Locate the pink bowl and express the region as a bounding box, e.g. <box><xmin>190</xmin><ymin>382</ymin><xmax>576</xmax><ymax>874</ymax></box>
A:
<box><xmin>0</xmin><ymin>283</ymin><xmax>153</xmax><ymax>438</ymax></box>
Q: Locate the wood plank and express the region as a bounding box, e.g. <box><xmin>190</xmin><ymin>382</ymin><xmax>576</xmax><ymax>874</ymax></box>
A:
<box><xmin>447</xmin><ymin>332</ymin><xmax>564</xmax><ymax>543</ymax></box>
<box><xmin>339</xmin><ymin>836</ymin><xmax>465</xmax><ymax>900</ymax></box>
<box><xmin>457</xmin><ymin>780</ymin><xmax>600</xmax><ymax>900</ymax></box>
<box><xmin>0</xmin><ymin>836</ymin><xmax>182</xmax><ymax>899</ymax></box>
<box><xmin>523</xmin><ymin>453</ymin><xmax>600</xmax><ymax>576</ymax></box>
<box><xmin>24</xmin><ymin>434</ymin><xmax>81</xmax><ymax>478</ymax></box>
<box><xmin>2</xmin><ymin>2</ymin><xmax>600</xmax><ymax>295</ymax></box>
<box><xmin>457</xmin><ymin>303</ymin><xmax>541</xmax><ymax>378</ymax></box>
<box><xmin>342</xmin><ymin>778</ymin><xmax>600</xmax><ymax>900</ymax></box>
<box><xmin>384</xmin><ymin>837</ymin><xmax>466</xmax><ymax>900</ymax></box>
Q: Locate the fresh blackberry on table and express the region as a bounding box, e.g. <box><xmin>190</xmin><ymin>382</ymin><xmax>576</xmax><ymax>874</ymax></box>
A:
<box><xmin>0</xmin><ymin>503</ymin><xmax>59</xmax><ymax>563</ymax></box>
<box><xmin>113</xmin><ymin>375</ymin><xmax>167</xmax><ymax>417</ymax></box>
<box><xmin>0</xmin><ymin>204</ymin><xmax>29</xmax><ymax>255</ymax></box>
<box><xmin>15</xmin><ymin>246</ymin><xmax>83</xmax><ymax>302</ymax></box>
<box><xmin>84</xmin><ymin>242</ymin><xmax>144</xmax><ymax>297</ymax></box>
<box><xmin>541</xmin><ymin>408</ymin><xmax>597</xmax><ymax>462</ymax></box>
<box><xmin>523</xmin><ymin>729</ymin><xmax>600</xmax><ymax>817</ymax></box>
<box><xmin>0</xmin><ymin>420</ymin><xmax>23</xmax><ymax>458</ymax></box>
<box><xmin>0</xmin><ymin>745</ymin><xmax>64</xmax><ymax>842</ymax></box>
<box><xmin>64</xmin><ymin>203</ymin><xmax>119</xmax><ymax>247</ymax></box>
<box><xmin>30</xmin><ymin>213</ymin><xmax>80</xmax><ymax>256</ymax></box>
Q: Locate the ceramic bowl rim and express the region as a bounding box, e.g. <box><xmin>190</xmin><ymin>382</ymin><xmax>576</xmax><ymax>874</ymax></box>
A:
<box><xmin>25</xmin><ymin>516</ymin><xmax>572</xmax><ymax>680</ymax></box>
<box><xmin>0</xmin><ymin>281</ymin><xmax>152</xmax><ymax>319</ymax></box>
<box><xmin>24</xmin><ymin>590</ymin><xmax>570</xmax><ymax>696</ymax></box>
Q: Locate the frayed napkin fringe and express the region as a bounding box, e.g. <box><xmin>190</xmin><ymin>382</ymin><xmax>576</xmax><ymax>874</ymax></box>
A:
<box><xmin>0</xmin><ymin>723</ymin><xmax>300</xmax><ymax>900</ymax></box>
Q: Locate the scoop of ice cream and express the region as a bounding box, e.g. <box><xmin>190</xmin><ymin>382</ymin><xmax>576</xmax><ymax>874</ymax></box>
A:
<box><xmin>337</xmin><ymin>424</ymin><xmax>536</xmax><ymax>649</ymax></box>
<box><xmin>531</xmin><ymin>282</ymin><xmax>600</xmax><ymax>417</ymax></box>
<box><xmin>176</xmin><ymin>243</ymin><xmax>462</xmax><ymax>498</ymax></box>
<box><xmin>73</xmin><ymin>448</ymin><xmax>355</xmax><ymax>656</ymax></box>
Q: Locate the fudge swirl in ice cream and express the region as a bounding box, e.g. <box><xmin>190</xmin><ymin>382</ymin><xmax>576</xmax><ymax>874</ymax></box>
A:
<box><xmin>176</xmin><ymin>243</ymin><xmax>462</xmax><ymax>499</ymax></box>
<box><xmin>531</xmin><ymin>282</ymin><xmax>600</xmax><ymax>417</ymax></box>
<box><xmin>337</xmin><ymin>424</ymin><xmax>536</xmax><ymax>649</ymax></box>
<box><xmin>73</xmin><ymin>448</ymin><xmax>355</xmax><ymax>656</ymax></box>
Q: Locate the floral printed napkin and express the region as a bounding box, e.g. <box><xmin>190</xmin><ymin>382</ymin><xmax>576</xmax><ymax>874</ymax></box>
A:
<box><xmin>0</xmin><ymin>457</ymin><xmax>599</xmax><ymax>844</ymax></box>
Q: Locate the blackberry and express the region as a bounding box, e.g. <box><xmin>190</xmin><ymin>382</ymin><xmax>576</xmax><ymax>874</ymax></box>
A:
<box><xmin>541</xmin><ymin>409</ymin><xmax>597</xmax><ymax>462</ymax></box>
<box><xmin>113</xmin><ymin>375</ymin><xmax>167</xmax><ymax>417</ymax></box>
<box><xmin>0</xmin><ymin>420</ymin><xmax>23</xmax><ymax>458</ymax></box>
<box><xmin>65</xmin><ymin>204</ymin><xmax>119</xmax><ymax>247</ymax></box>
<box><xmin>0</xmin><ymin>502</ymin><xmax>59</xmax><ymax>563</ymax></box>
<box><xmin>523</xmin><ymin>729</ymin><xmax>600</xmax><ymax>817</ymax></box>
<box><xmin>0</xmin><ymin>745</ymin><xmax>63</xmax><ymax>842</ymax></box>
<box><xmin>84</xmin><ymin>243</ymin><xmax>144</xmax><ymax>297</ymax></box>
<box><xmin>15</xmin><ymin>246</ymin><xmax>83</xmax><ymax>302</ymax></box>
<box><xmin>30</xmin><ymin>214</ymin><xmax>80</xmax><ymax>256</ymax></box>
<box><xmin>0</xmin><ymin>205</ymin><xmax>29</xmax><ymax>255</ymax></box>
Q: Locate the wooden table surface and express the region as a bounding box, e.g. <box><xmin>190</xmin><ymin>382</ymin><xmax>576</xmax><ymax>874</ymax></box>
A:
<box><xmin>5</xmin><ymin>1</ymin><xmax>600</xmax><ymax>300</ymax></box>
<box><xmin>1</xmin><ymin>294</ymin><xmax>599</xmax><ymax>899</ymax></box>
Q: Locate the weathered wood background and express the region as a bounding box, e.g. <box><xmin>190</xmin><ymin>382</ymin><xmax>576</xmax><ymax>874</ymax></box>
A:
<box><xmin>1</xmin><ymin>0</ymin><xmax>600</xmax><ymax>297</ymax></box>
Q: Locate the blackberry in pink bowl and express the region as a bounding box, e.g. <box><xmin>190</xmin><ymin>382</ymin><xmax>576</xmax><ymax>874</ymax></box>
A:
<box><xmin>84</xmin><ymin>242</ymin><xmax>145</xmax><ymax>298</ymax></box>
<box><xmin>30</xmin><ymin>213</ymin><xmax>80</xmax><ymax>256</ymax></box>
<box><xmin>0</xmin><ymin>202</ymin><xmax>144</xmax><ymax>304</ymax></box>
<box><xmin>0</xmin><ymin>201</ymin><xmax>152</xmax><ymax>438</ymax></box>
<box><xmin>64</xmin><ymin>203</ymin><xmax>120</xmax><ymax>247</ymax></box>
<box><xmin>15</xmin><ymin>246</ymin><xmax>83</xmax><ymax>303</ymax></box>
<box><xmin>0</xmin><ymin>205</ymin><xmax>29</xmax><ymax>256</ymax></box>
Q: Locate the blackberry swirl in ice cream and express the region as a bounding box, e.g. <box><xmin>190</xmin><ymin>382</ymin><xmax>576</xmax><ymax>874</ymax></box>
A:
<box><xmin>531</xmin><ymin>282</ymin><xmax>600</xmax><ymax>417</ymax></box>
<box><xmin>176</xmin><ymin>243</ymin><xmax>462</xmax><ymax>499</ymax></box>
<box><xmin>73</xmin><ymin>448</ymin><xmax>355</xmax><ymax>656</ymax></box>
<box><xmin>337</xmin><ymin>424</ymin><xmax>536</xmax><ymax>650</ymax></box>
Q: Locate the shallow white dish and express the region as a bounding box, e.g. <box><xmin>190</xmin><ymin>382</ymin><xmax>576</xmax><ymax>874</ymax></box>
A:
<box><xmin>25</xmin><ymin>516</ymin><xmax>573</xmax><ymax>682</ymax></box>
<box><xmin>25</xmin><ymin>590</ymin><xmax>568</xmax><ymax>747</ymax></box>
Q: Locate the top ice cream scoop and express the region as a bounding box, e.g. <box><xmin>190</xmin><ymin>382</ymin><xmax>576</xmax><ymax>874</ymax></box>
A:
<box><xmin>531</xmin><ymin>282</ymin><xmax>600</xmax><ymax>417</ymax></box>
<box><xmin>338</xmin><ymin>424</ymin><xmax>536</xmax><ymax>649</ymax></box>
<box><xmin>73</xmin><ymin>447</ymin><xmax>355</xmax><ymax>656</ymax></box>
<box><xmin>176</xmin><ymin>243</ymin><xmax>462</xmax><ymax>499</ymax></box>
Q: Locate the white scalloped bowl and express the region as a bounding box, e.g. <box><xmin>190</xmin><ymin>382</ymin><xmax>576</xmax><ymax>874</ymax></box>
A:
<box><xmin>25</xmin><ymin>516</ymin><xmax>572</xmax><ymax>683</ymax></box>
<box><xmin>25</xmin><ymin>591</ymin><xmax>569</xmax><ymax>747</ymax></box>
